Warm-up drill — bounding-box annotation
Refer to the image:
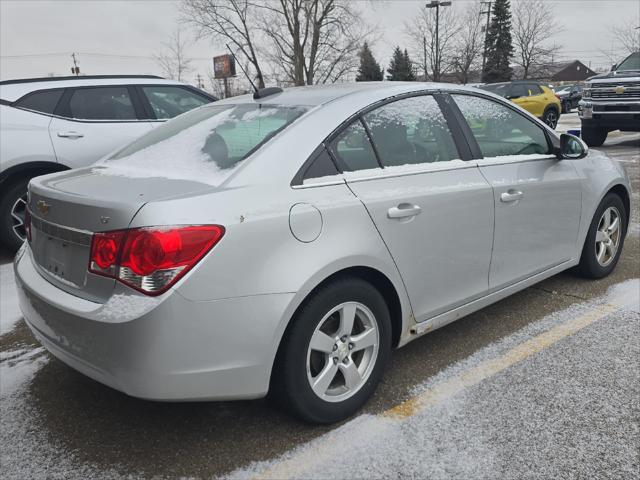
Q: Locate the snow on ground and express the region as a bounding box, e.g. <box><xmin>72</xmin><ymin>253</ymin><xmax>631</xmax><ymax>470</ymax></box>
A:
<box><xmin>227</xmin><ymin>279</ymin><xmax>640</xmax><ymax>480</ymax></box>
<box><xmin>0</xmin><ymin>262</ymin><xmax>22</xmax><ymax>335</ymax></box>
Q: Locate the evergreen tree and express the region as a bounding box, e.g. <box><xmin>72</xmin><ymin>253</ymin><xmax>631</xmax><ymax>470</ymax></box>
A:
<box><xmin>482</xmin><ymin>0</ymin><xmax>514</xmax><ymax>83</ymax></box>
<box><xmin>356</xmin><ymin>42</ymin><xmax>384</xmax><ymax>81</ymax></box>
<box><xmin>386</xmin><ymin>47</ymin><xmax>416</xmax><ymax>81</ymax></box>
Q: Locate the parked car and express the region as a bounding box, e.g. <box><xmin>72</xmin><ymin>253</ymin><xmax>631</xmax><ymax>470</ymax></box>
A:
<box><xmin>554</xmin><ymin>84</ymin><xmax>583</xmax><ymax>113</ymax></box>
<box><xmin>579</xmin><ymin>51</ymin><xmax>640</xmax><ymax>147</ymax></box>
<box><xmin>480</xmin><ymin>81</ymin><xmax>561</xmax><ymax>129</ymax></box>
<box><xmin>0</xmin><ymin>75</ymin><xmax>216</xmax><ymax>250</ymax></box>
<box><xmin>15</xmin><ymin>83</ymin><xmax>630</xmax><ymax>424</ymax></box>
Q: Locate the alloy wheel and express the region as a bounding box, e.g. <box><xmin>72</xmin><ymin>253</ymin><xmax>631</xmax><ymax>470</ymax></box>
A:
<box><xmin>306</xmin><ymin>302</ymin><xmax>379</xmax><ymax>403</ymax></box>
<box><xmin>545</xmin><ymin>110</ymin><xmax>558</xmax><ymax>129</ymax></box>
<box><xmin>10</xmin><ymin>193</ymin><xmax>27</xmax><ymax>242</ymax></box>
<box><xmin>595</xmin><ymin>206</ymin><xmax>621</xmax><ymax>267</ymax></box>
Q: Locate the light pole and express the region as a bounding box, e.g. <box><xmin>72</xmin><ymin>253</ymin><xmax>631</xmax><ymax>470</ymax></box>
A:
<box><xmin>426</xmin><ymin>0</ymin><xmax>451</xmax><ymax>82</ymax></box>
<box><xmin>480</xmin><ymin>1</ymin><xmax>492</xmax><ymax>78</ymax></box>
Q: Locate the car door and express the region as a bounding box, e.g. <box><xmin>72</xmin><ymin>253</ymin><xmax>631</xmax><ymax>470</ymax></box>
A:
<box><xmin>451</xmin><ymin>93</ymin><xmax>582</xmax><ymax>290</ymax></box>
<box><xmin>49</xmin><ymin>86</ymin><xmax>153</xmax><ymax>168</ymax></box>
<box><xmin>332</xmin><ymin>94</ymin><xmax>494</xmax><ymax>322</ymax></box>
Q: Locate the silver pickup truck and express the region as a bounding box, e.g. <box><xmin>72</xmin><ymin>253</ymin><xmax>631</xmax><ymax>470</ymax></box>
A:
<box><xmin>579</xmin><ymin>51</ymin><xmax>640</xmax><ymax>146</ymax></box>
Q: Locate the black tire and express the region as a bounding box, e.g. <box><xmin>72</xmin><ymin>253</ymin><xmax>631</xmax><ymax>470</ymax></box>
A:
<box><xmin>542</xmin><ymin>107</ymin><xmax>559</xmax><ymax>129</ymax></box>
<box><xmin>270</xmin><ymin>277</ymin><xmax>392</xmax><ymax>424</ymax></box>
<box><xmin>0</xmin><ymin>177</ymin><xmax>30</xmax><ymax>251</ymax></box>
<box><xmin>581</xmin><ymin>126</ymin><xmax>608</xmax><ymax>147</ymax></box>
<box><xmin>576</xmin><ymin>193</ymin><xmax>627</xmax><ymax>279</ymax></box>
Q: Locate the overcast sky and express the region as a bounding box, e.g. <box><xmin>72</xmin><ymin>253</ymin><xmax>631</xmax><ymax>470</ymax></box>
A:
<box><xmin>1</xmin><ymin>0</ymin><xmax>638</xmax><ymax>86</ymax></box>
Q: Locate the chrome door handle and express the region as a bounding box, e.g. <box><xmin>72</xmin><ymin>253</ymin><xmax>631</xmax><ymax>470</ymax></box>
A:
<box><xmin>57</xmin><ymin>131</ymin><xmax>84</xmax><ymax>139</ymax></box>
<box><xmin>500</xmin><ymin>190</ymin><xmax>524</xmax><ymax>203</ymax></box>
<box><xmin>387</xmin><ymin>203</ymin><xmax>422</xmax><ymax>219</ymax></box>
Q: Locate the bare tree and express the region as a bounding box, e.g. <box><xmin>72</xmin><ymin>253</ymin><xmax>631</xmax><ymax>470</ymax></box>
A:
<box><xmin>180</xmin><ymin>0</ymin><xmax>266</xmax><ymax>88</ymax></box>
<box><xmin>612</xmin><ymin>18</ymin><xmax>640</xmax><ymax>55</ymax></box>
<box><xmin>512</xmin><ymin>0</ymin><xmax>563</xmax><ymax>79</ymax></box>
<box><xmin>452</xmin><ymin>1</ymin><xmax>484</xmax><ymax>84</ymax></box>
<box><xmin>259</xmin><ymin>0</ymin><xmax>371</xmax><ymax>86</ymax></box>
<box><xmin>154</xmin><ymin>29</ymin><xmax>194</xmax><ymax>81</ymax></box>
<box><xmin>405</xmin><ymin>4</ymin><xmax>459</xmax><ymax>81</ymax></box>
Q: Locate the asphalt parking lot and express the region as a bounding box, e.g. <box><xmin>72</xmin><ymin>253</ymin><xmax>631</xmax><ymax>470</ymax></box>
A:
<box><xmin>1</xmin><ymin>114</ymin><xmax>638</xmax><ymax>479</ymax></box>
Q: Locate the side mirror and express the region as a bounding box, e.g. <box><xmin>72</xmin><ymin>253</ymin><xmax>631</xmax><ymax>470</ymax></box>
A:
<box><xmin>506</xmin><ymin>95</ymin><xmax>521</xmax><ymax>100</ymax></box>
<box><xmin>557</xmin><ymin>133</ymin><xmax>588</xmax><ymax>160</ymax></box>
<box><xmin>611</xmin><ymin>63</ymin><xmax>617</xmax><ymax>72</ymax></box>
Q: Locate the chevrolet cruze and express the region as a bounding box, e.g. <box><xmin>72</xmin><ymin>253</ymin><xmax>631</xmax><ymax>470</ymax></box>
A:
<box><xmin>15</xmin><ymin>83</ymin><xmax>630</xmax><ymax>423</ymax></box>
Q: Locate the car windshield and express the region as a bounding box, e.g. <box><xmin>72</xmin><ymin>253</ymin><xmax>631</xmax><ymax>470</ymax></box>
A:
<box><xmin>102</xmin><ymin>104</ymin><xmax>308</xmax><ymax>184</ymax></box>
<box><xmin>616</xmin><ymin>52</ymin><xmax>640</xmax><ymax>71</ymax></box>
<box><xmin>479</xmin><ymin>83</ymin><xmax>510</xmax><ymax>97</ymax></box>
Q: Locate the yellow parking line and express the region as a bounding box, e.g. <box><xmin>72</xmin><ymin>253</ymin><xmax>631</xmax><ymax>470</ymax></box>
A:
<box><xmin>252</xmin><ymin>303</ymin><xmax>618</xmax><ymax>480</ymax></box>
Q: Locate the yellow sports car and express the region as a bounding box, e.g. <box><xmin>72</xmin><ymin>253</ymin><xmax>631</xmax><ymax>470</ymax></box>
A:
<box><xmin>480</xmin><ymin>81</ymin><xmax>562</xmax><ymax>129</ymax></box>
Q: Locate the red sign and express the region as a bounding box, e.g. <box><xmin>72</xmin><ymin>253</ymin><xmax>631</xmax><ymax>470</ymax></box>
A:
<box><xmin>213</xmin><ymin>54</ymin><xmax>236</xmax><ymax>79</ymax></box>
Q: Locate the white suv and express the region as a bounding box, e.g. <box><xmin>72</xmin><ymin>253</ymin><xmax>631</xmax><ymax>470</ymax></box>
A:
<box><xmin>0</xmin><ymin>75</ymin><xmax>215</xmax><ymax>250</ymax></box>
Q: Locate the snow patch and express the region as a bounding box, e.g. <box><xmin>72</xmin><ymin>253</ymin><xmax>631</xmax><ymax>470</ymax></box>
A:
<box><xmin>96</xmin><ymin>293</ymin><xmax>160</xmax><ymax>322</ymax></box>
<box><xmin>1</xmin><ymin>262</ymin><xmax>23</xmax><ymax>335</ymax></box>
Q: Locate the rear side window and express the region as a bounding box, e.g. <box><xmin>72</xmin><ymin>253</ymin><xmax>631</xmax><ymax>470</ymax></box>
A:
<box><xmin>363</xmin><ymin>95</ymin><xmax>459</xmax><ymax>166</ymax></box>
<box><xmin>527</xmin><ymin>84</ymin><xmax>543</xmax><ymax>95</ymax></box>
<box><xmin>453</xmin><ymin>94</ymin><xmax>550</xmax><ymax>158</ymax></box>
<box><xmin>68</xmin><ymin>87</ymin><xmax>136</xmax><ymax>120</ymax></box>
<box><xmin>328</xmin><ymin>120</ymin><xmax>379</xmax><ymax>172</ymax></box>
<box><xmin>14</xmin><ymin>89</ymin><xmax>63</xmax><ymax>114</ymax></box>
<box><xmin>142</xmin><ymin>86</ymin><xmax>211</xmax><ymax>119</ymax></box>
<box><xmin>509</xmin><ymin>84</ymin><xmax>529</xmax><ymax>98</ymax></box>
<box><xmin>108</xmin><ymin>104</ymin><xmax>308</xmax><ymax>178</ymax></box>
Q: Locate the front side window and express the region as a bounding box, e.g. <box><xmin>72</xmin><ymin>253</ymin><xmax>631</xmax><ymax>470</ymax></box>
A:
<box><xmin>527</xmin><ymin>84</ymin><xmax>543</xmax><ymax>95</ymax></box>
<box><xmin>509</xmin><ymin>84</ymin><xmax>529</xmax><ymax>98</ymax></box>
<box><xmin>329</xmin><ymin>119</ymin><xmax>379</xmax><ymax>172</ymax></box>
<box><xmin>142</xmin><ymin>86</ymin><xmax>211</xmax><ymax>119</ymax></box>
<box><xmin>107</xmin><ymin>104</ymin><xmax>307</xmax><ymax>179</ymax></box>
<box><xmin>15</xmin><ymin>89</ymin><xmax>63</xmax><ymax>114</ymax></box>
<box><xmin>363</xmin><ymin>95</ymin><xmax>459</xmax><ymax>166</ymax></box>
<box><xmin>453</xmin><ymin>94</ymin><xmax>550</xmax><ymax>158</ymax></box>
<box><xmin>68</xmin><ymin>87</ymin><xmax>136</xmax><ymax>120</ymax></box>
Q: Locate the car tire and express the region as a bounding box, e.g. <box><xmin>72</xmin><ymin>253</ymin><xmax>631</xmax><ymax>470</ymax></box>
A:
<box><xmin>0</xmin><ymin>177</ymin><xmax>30</xmax><ymax>251</ymax></box>
<box><xmin>542</xmin><ymin>107</ymin><xmax>559</xmax><ymax>129</ymax></box>
<box><xmin>270</xmin><ymin>277</ymin><xmax>392</xmax><ymax>424</ymax></box>
<box><xmin>581</xmin><ymin>127</ymin><xmax>608</xmax><ymax>147</ymax></box>
<box><xmin>576</xmin><ymin>193</ymin><xmax>627</xmax><ymax>279</ymax></box>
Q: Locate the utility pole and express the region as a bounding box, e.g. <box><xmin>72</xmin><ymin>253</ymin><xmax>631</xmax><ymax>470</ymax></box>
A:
<box><xmin>423</xmin><ymin>36</ymin><xmax>428</xmax><ymax>80</ymax></box>
<box><xmin>480</xmin><ymin>1</ymin><xmax>492</xmax><ymax>77</ymax></box>
<box><xmin>426</xmin><ymin>1</ymin><xmax>451</xmax><ymax>82</ymax></box>
<box><xmin>71</xmin><ymin>52</ymin><xmax>80</xmax><ymax>76</ymax></box>
<box><xmin>196</xmin><ymin>73</ymin><xmax>205</xmax><ymax>89</ymax></box>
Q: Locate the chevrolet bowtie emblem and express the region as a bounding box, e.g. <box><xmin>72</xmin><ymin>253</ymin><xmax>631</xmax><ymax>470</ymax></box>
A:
<box><xmin>615</xmin><ymin>86</ymin><xmax>625</xmax><ymax>94</ymax></box>
<box><xmin>36</xmin><ymin>200</ymin><xmax>51</xmax><ymax>216</ymax></box>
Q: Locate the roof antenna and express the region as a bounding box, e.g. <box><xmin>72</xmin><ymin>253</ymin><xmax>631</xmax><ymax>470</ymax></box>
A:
<box><xmin>225</xmin><ymin>44</ymin><xmax>282</xmax><ymax>100</ymax></box>
<box><xmin>226</xmin><ymin>44</ymin><xmax>258</xmax><ymax>96</ymax></box>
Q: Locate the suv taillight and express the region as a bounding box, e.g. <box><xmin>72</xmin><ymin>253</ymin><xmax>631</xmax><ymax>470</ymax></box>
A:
<box><xmin>89</xmin><ymin>225</ymin><xmax>224</xmax><ymax>295</ymax></box>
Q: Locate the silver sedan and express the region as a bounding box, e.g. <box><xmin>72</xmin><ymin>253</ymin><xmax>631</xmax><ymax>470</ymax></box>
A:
<box><xmin>15</xmin><ymin>83</ymin><xmax>631</xmax><ymax>423</ymax></box>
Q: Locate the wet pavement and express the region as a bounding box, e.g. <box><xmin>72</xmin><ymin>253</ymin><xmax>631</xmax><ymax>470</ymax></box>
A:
<box><xmin>0</xmin><ymin>124</ymin><xmax>638</xmax><ymax>479</ymax></box>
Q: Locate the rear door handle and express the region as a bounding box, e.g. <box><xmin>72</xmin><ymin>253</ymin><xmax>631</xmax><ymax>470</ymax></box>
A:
<box><xmin>387</xmin><ymin>203</ymin><xmax>422</xmax><ymax>219</ymax></box>
<box><xmin>57</xmin><ymin>131</ymin><xmax>84</xmax><ymax>139</ymax></box>
<box><xmin>500</xmin><ymin>190</ymin><xmax>524</xmax><ymax>203</ymax></box>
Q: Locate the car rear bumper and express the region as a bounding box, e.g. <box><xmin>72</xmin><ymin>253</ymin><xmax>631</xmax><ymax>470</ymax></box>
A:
<box><xmin>14</xmin><ymin>245</ymin><xmax>293</xmax><ymax>401</ymax></box>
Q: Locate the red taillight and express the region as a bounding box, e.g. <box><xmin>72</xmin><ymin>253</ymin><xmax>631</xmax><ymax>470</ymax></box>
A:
<box><xmin>89</xmin><ymin>225</ymin><xmax>224</xmax><ymax>295</ymax></box>
<box><xmin>90</xmin><ymin>230</ymin><xmax>126</xmax><ymax>275</ymax></box>
<box><xmin>24</xmin><ymin>208</ymin><xmax>32</xmax><ymax>243</ymax></box>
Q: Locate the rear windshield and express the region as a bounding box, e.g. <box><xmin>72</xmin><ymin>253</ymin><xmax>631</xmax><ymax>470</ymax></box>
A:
<box><xmin>480</xmin><ymin>83</ymin><xmax>510</xmax><ymax>97</ymax></box>
<box><xmin>104</xmin><ymin>104</ymin><xmax>308</xmax><ymax>182</ymax></box>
